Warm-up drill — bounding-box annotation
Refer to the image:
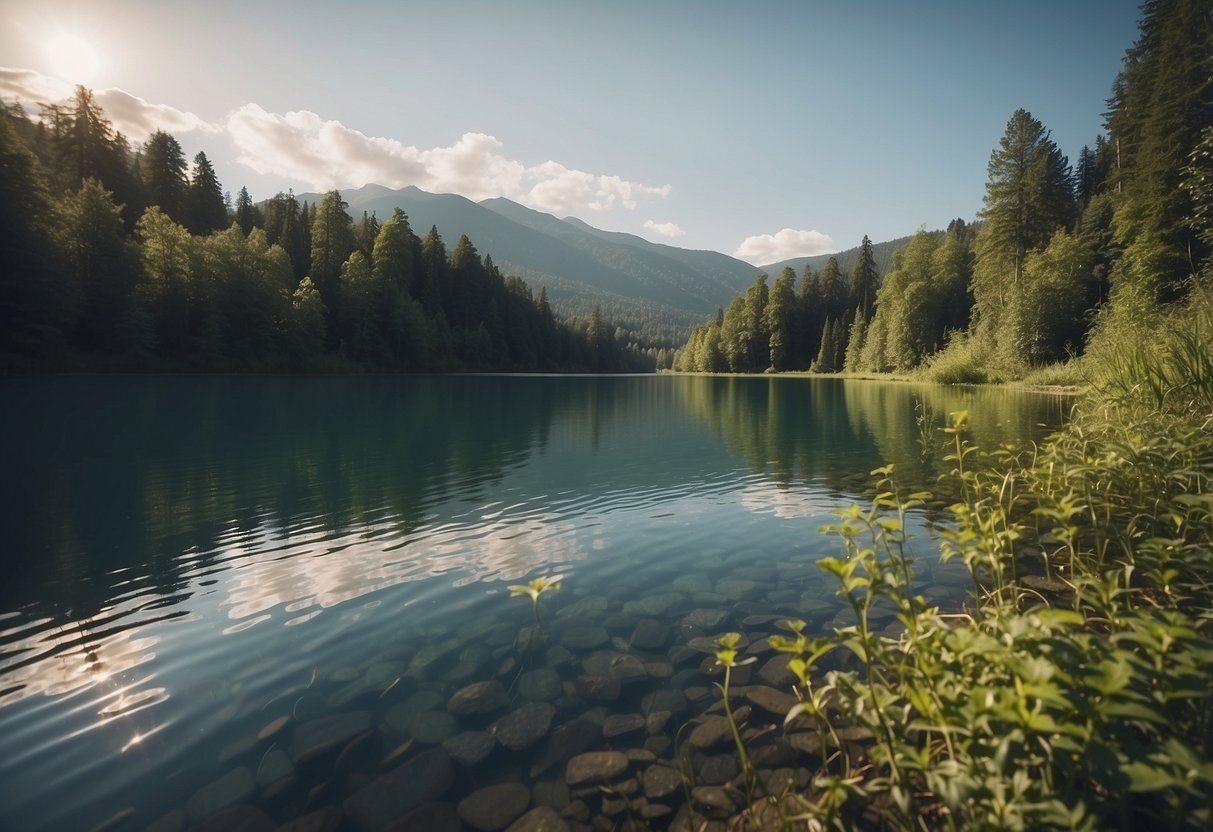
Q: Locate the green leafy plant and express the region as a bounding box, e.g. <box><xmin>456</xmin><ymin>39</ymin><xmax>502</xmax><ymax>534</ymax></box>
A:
<box><xmin>714</xmin><ymin>632</ymin><xmax>758</xmax><ymax>803</ymax></box>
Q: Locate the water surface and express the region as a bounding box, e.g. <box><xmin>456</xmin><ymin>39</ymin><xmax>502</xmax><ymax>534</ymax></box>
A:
<box><xmin>0</xmin><ymin>375</ymin><xmax>1068</xmax><ymax>829</ymax></box>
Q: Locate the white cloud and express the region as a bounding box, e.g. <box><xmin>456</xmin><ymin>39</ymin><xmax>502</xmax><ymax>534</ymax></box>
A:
<box><xmin>644</xmin><ymin>220</ymin><xmax>686</xmax><ymax>239</ymax></box>
<box><xmin>0</xmin><ymin>66</ymin><xmax>72</xmax><ymax>106</ymax></box>
<box><xmin>94</xmin><ymin>88</ymin><xmax>219</xmax><ymax>141</ymax></box>
<box><xmin>0</xmin><ymin>66</ymin><xmax>218</xmax><ymax>142</ymax></box>
<box><xmin>733</xmin><ymin>228</ymin><xmax>835</xmax><ymax>265</ymax></box>
<box><xmin>224</xmin><ymin>103</ymin><xmax>671</xmax><ymax>214</ymax></box>
<box><xmin>0</xmin><ymin>65</ymin><xmax>673</xmax><ymax>217</ymax></box>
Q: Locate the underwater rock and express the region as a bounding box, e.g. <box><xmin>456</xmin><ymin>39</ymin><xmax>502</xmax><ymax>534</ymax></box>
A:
<box><xmin>601</xmin><ymin>713</ymin><xmax>645</xmax><ymax>739</ymax></box>
<box><xmin>442</xmin><ymin>730</ymin><xmax>496</xmax><ymax>767</ymax></box>
<box><xmin>185</xmin><ymin>766</ymin><xmax>255</xmax><ymax>825</ymax></box>
<box><xmin>532</xmin><ymin>780</ymin><xmax>571</xmax><ymax>809</ymax></box>
<box><xmin>688</xmin><ymin>715</ymin><xmax>732</xmax><ymax>750</ymax></box>
<box><xmin>558</xmin><ymin>624</ymin><xmax>610</xmax><ymax>651</ymax></box>
<box><xmin>256</xmin><ymin>715</ymin><xmax>291</xmax><ymax>741</ymax></box>
<box><xmin>448</xmin><ymin>680</ymin><xmax>509</xmax><ymax>716</ymax></box>
<box><xmin>530</xmin><ymin>719</ymin><xmax>600</xmax><ymax>777</ymax></box>
<box><xmin>640</xmin><ymin>689</ymin><xmax>688</xmax><ymax>715</ymax></box>
<box><xmin>565</xmin><ymin>751</ymin><xmax>629</xmax><ymax>787</ymax></box>
<box><xmin>294</xmin><ymin>711</ymin><xmax>372</xmax><ymax>766</ymax></box>
<box><xmin>745</xmin><ymin>685</ymin><xmax>798</xmax><ymax>716</ymax></box>
<box><xmin>714</xmin><ymin>578</ymin><xmax>761</xmax><ymax>601</ymax></box>
<box><xmin>758</xmin><ymin>654</ymin><xmax>797</xmax><ymax>687</ymax></box>
<box><xmin>343</xmin><ymin>747</ymin><xmax>454</xmax><ymax>831</ymax></box>
<box><xmin>697</xmin><ymin>753</ymin><xmax>738</xmax><ymax>785</ymax></box>
<box><xmin>642</xmin><ymin>763</ymin><xmax>683</xmax><ymax>799</ymax></box>
<box><xmin>681</xmin><ymin>609</ymin><xmax>729</xmax><ymax>631</ymax></box>
<box><xmin>628</xmin><ymin>619</ymin><xmax>670</xmax><ymax>650</ymax></box>
<box><xmin>506</xmin><ymin>806</ymin><xmax>570</xmax><ymax>832</ymax></box>
<box><xmin>517</xmin><ymin>669</ymin><xmax>563</xmax><ymax>701</ymax></box>
<box><xmin>492</xmin><ymin>702</ymin><xmax>557</xmax><ymax>751</ymax></box>
<box><xmin>458</xmin><ymin>783</ymin><xmax>532</xmax><ymax>831</ymax></box>
<box><xmin>255</xmin><ymin>747</ymin><xmax>294</xmax><ymax>788</ymax></box>
<box><xmin>572</xmin><ymin>674</ymin><xmax>620</xmax><ymax>702</ymax></box>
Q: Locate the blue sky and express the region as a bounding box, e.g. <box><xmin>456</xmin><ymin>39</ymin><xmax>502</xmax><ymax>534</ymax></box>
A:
<box><xmin>0</xmin><ymin>0</ymin><xmax>1143</xmax><ymax>263</ymax></box>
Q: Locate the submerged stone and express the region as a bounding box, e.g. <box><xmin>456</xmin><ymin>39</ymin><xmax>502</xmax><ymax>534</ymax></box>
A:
<box><xmin>442</xmin><ymin>730</ymin><xmax>496</xmax><ymax>767</ymax></box>
<box><xmin>629</xmin><ymin>619</ymin><xmax>670</xmax><ymax>650</ymax></box>
<box><xmin>185</xmin><ymin>767</ymin><xmax>255</xmax><ymax>825</ymax></box>
<box><xmin>642</xmin><ymin>763</ymin><xmax>683</xmax><ymax>799</ymax></box>
<box><xmin>448</xmin><ymin>679</ymin><xmax>509</xmax><ymax>716</ymax></box>
<box><xmin>458</xmin><ymin>783</ymin><xmax>532</xmax><ymax>831</ymax></box>
<box><xmin>681</xmin><ymin>609</ymin><xmax>729</xmax><ymax>631</ymax></box>
<box><xmin>294</xmin><ymin>710</ymin><xmax>372</xmax><ymax>765</ymax></box>
<box><xmin>601</xmin><ymin>713</ymin><xmax>645</xmax><ymax>739</ymax></box>
<box><xmin>344</xmin><ymin>747</ymin><xmax>454</xmax><ymax>830</ymax></box>
<box><xmin>745</xmin><ymin>685</ymin><xmax>798</xmax><ymax>716</ymax></box>
<box><xmin>518</xmin><ymin>668</ymin><xmax>563</xmax><ymax>701</ymax></box>
<box><xmin>688</xmin><ymin>715</ymin><xmax>732</xmax><ymax>750</ymax></box>
<box><xmin>573</xmin><ymin>674</ymin><xmax>620</xmax><ymax>702</ymax></box>
<box><xmin>492</xmin><ymin>702</ymin><xmax>557</xmax><ymax>751</ymax></box>
<box><xmin>506</xmin><ymin>806</ymin><xmax>570</xmax><ymax>832</ymax></box>
<box><xmin>565</xmin><ymin>751</ymin><xmax>629</xmax><ymax>787</ymax></box>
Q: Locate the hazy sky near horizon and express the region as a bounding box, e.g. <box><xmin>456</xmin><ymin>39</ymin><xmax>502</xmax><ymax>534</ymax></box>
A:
<box><xmin>1</xmin><ymin>0</ymin><xmax>1143</xmax><ymax>264</ymax></box>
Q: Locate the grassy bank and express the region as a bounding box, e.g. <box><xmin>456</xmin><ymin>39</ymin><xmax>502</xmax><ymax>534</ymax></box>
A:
<box><xmin>725</xmin><ymin>294</ymin><xmax>1213</xmax><ymax>829</ymax></box>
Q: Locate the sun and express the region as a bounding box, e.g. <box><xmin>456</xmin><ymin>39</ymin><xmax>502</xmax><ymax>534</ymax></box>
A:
<box><xmin>44</xmin><ymin>31</ymin><xmax>104</xmax><ymax>84</ymax></box>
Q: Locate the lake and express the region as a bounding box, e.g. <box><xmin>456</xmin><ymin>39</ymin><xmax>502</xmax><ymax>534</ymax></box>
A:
<box><xmin>0</xmin><ymin>375</ymin><xmax>1069</xmax><ymax>831</ymax></box>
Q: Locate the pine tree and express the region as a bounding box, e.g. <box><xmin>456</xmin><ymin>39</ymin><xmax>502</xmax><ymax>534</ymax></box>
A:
<box><xmin>973</xmin><ymin>109</ymin><xmax>1074</xmax><ymax>335</ymax></box>
<box><xmin>57</xmin><ymin>178</ymin><xmax>139</xmax><ymax>353</ymax></box>
<box><xmin>849</xmin><ymin>235</ymin><xmax>879</xmax><ymax>320</ymax></box>
<box><xmin>0</xmin><ymin>115</ymin><xmax>76</xmax><ymax>362</ymax></box>
<box><xmin>186</xmin><ymin>151</ymin><xmax>228</xmax><ymax>235</ymax></box>
<box><xmin>309</xmin><ymin>190</ymin><xmax>355</xmax><ymax>326</ymax></box>
<box><xmin>765</xmin><ymin>267</ymin><xmax>796</xmax><ymax>371</ymax></box>
<box><xmin>819</xmin><ymin>257</ymin><xmax>846</xmax><ymax>323</ymax></box>
<box><xmin>141</xmin><ymin>130</ymin><xmax>189</xmax><ymax>224</ymax></box>
<box><xmin>1107</xmin><ymin>0</ymin><xmax>1213</xmax><ymax>303</ymax></box>
<box><xmin>234</xmin><ymin>186</ymin><xmax>260</xmax><ymax>235</ymax></box>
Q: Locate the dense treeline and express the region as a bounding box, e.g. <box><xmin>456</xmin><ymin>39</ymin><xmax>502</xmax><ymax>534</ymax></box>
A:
<box><xmin>677</xmin><ymin>0</ymin><xmax>1211</xmax><ymax>380</ymax></box>
<box><xmin>0</xmin><ymin>90</ymin><xmax>650</xmax><ymax>373</ymax></box>
<box><xmin>674</xmin><ymin>233</ymin><xmax>892</xmax><ymax>373</ymax></box>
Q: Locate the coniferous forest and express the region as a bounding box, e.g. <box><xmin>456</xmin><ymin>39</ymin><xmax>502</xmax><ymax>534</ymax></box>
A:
<box><xmin>0</xmin><ymin>94</ymin><xmax>650</xmax><ymax>374</ymax></box>
<box><xmin>674</xmin><ymin>0</ymin><xmax>1210</xmax><ymax>381</ymax></box>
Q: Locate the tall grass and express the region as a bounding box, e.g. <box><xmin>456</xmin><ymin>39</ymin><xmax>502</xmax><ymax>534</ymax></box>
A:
<box><xmin>742</xmin><ymin>292</ymin><xmax>1213</xmax><ymax>830</ymax></box>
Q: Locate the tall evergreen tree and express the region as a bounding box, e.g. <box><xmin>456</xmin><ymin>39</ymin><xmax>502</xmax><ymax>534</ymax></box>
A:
<box><xmin>972</xmin><ymin>109</ymin><xmax>1074</xmax><ymax>334</ymax></box>
<box><xmin>308</xmin><ymin>190</ymin><xmax>355</xmax><ymax>326</ymax></box>
<box><xmin>819</xmin><ymin>257</ymin><xmax>846</xmax><ymax>323</ymax></box>
<box><xmin>234</xmin><ymin>186</ymin><xmax>260</xmax><ymax>235</ymax></box>
<box><xmin>1106</xmin><ymin>0</ymin><xmax>1213</xmax><ymax>304</ymax></box>
<box><xmin>0</xmin><ymin>115</ymin><xmax>75</xmax><ymax>363</ymax></box>
<box><xmin>51</xmin><ymin>86</ymin><xmax>143</xmax><ymax>228</ymax></box>
<box><xmin>141</xmin><ymin>130</ymin><xmax>189</xmax><ymax>224</ymax></box>
<box><xmin>418</xmin><ymin>225</ymin><xmax>447</xmax><ymax>316</ymax></box>
<box><xmin>186</xmin><ymin>151</ymin><xmax>228</xmax><ymax>235</ymax></box>
<box><xmin>849</xmin><ymin>235</ymin><xmax>879</xmax><ymax>320</ymax></box>
<box><xmin>57</xmin><ymin>178</ymin><xmax>140</xmax><ymax>353</ymax></box>
<box><xmin>765</xmin><ymin>267</ymin><xmax>796</xmax><ymax>371</ymax></box>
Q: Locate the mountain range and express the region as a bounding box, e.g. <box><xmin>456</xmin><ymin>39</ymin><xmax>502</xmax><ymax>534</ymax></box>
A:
<box><xmin>297</xmin><ymin>184</ymin><xmax>916</xmax><ymax>341</ymax></box>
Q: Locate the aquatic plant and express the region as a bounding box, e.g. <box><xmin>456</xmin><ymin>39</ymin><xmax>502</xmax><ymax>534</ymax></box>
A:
<box><xmin>713</xmin><ymin>632</ymin><xmax>757</xmax><ymax>805</ymax></box>
<box><xmin>507</xmin><ymin>573</ymin><xmax>563</xmax><ymax>628</ymax></box>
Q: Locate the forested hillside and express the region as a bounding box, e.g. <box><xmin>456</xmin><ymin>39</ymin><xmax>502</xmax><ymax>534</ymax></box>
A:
<box><xmin>0</xmin><ymin>95</ymin><xmax>651</xmax><ymax>373</ymax></box>
<box><xmin>676</xmin><ymin>0</ymin><xmax>1211</xmax><ymax>379</ymax></box>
